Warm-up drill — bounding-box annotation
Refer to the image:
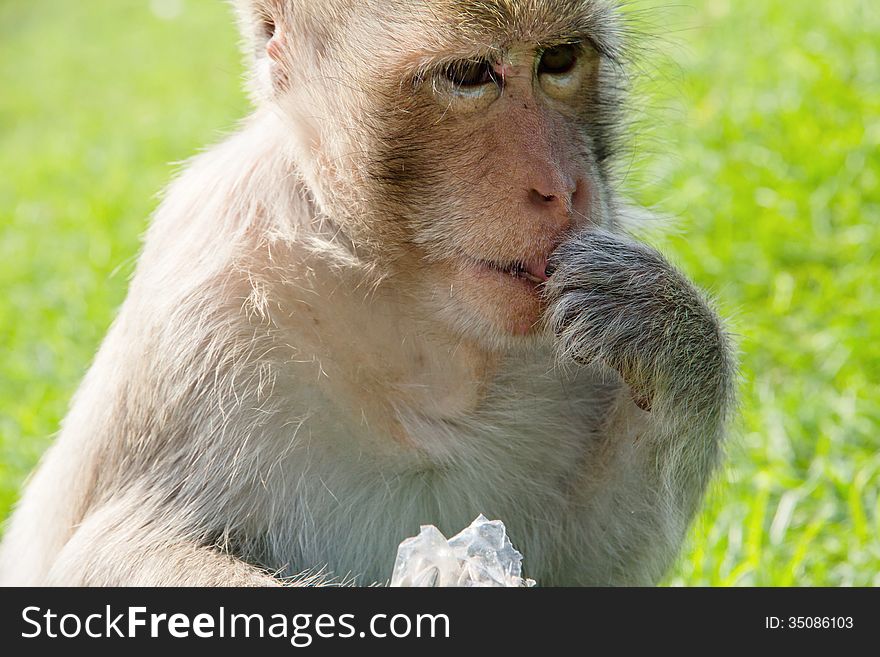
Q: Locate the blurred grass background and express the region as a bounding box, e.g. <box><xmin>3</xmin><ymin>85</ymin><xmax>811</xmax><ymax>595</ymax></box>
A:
<box><xmin>1</xmin><ymin>0</ymin><xmax>877</xmax><ymax>585</ymax></box>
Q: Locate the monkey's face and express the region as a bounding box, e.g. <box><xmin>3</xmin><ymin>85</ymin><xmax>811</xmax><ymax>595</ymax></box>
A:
<box><xmin>367</xmin><ymin>40</ymin><xmax>620</xmax><ymax>346</ymax></box>
<box><xmin>269</xmin><ymin>1</ymin><xmax>623</xmax><ymax>348</ymax></box>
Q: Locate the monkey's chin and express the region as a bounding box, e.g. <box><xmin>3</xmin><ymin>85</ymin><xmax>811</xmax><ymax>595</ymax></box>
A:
<box><xmin>428</xmin><ymin>259</ymin><xmax>549</xmax><ymax>349</ymax></box>
<box><xmin>475</xmin><ymin>262</ymin><xmax>547</xmax><ymax>336</ymax></box>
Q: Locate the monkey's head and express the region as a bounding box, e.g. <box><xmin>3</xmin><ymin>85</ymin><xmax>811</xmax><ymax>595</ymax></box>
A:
<box><xmin>236</xmin><ymin>0</ymin><xmax>626</xmax><ymax>348</ymax></box>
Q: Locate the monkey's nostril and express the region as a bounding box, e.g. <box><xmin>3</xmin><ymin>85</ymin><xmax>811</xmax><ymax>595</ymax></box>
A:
<box><xmin>529</xmin><ymin>189</ymin><xmax>558</xmax><ymax>205</ymax></box>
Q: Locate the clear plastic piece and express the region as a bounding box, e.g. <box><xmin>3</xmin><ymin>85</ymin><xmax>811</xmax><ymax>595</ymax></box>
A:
<box><xmin>390</xmin><ymin>514</ymin><xmax>536</xmax><ymax>587</ymax></box>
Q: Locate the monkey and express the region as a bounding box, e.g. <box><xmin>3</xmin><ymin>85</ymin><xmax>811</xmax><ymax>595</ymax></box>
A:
<box><xmin>0</xmin><ymin>0</ymin><xmax>735</xmax><ymax>586</ymax></box>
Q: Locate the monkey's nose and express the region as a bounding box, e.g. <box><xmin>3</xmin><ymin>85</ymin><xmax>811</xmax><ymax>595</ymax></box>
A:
<box><xmin>527</xmin><ymin>188</ymin><xmax>573</xmax><ymax>230</ymax></box>
<box><xmin>527</xmin><ymin>173</ymin><xmax>580</xmax><ymax>228</ymax></box>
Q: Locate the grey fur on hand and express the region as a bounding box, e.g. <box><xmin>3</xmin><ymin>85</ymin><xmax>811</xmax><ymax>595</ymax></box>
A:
<box><xmin>544</xmin><ymin>228</ymin><xmax>736</xmax><ymax>421</ymax></box>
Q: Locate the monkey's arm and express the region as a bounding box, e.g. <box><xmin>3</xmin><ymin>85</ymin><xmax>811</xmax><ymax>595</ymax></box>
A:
<box><xmin>44</xmin><ymin>496</ymin><xmax>280</xmax><ymax>586</ymax></box>
<box><xmin>543</xmin><ymin>229</ymin><xmax>736</xmax><ymax>580</ymax></box>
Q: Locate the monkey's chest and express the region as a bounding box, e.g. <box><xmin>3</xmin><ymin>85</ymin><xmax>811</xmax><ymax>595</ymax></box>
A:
<box><xmin>265</xmin><ymin>402</ymin><xmax>602</xmax><ymax>585</ymax></box>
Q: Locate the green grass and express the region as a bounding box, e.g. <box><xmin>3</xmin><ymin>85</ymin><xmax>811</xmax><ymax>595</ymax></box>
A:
<box><xmin>1</xmin><ymin>1</ymin><xmax>877</xmax><ymax>585</ymax></box>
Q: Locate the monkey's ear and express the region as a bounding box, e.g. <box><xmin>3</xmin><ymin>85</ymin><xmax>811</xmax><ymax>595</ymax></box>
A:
<box><xmin>232</xmin><ymin>0</ymin><xmax>290</xmax><ymax>95</ymax></box>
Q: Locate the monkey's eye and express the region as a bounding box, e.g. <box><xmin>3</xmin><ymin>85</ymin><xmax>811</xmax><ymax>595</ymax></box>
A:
<box><xmin>538</xmin><ymin>44</ymin><xmax>579</xmax><ymax>76</ymax></box>
<box><xmin>444</xmin><ymin>59</ymin><xmax>496</xmax><ymax>88</ymax></box>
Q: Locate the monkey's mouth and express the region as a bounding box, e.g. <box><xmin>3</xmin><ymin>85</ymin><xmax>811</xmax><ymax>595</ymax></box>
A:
<box><xmin>457</xmin><ymin>255</ymin><xmax>555</xmax><ymax>335</ymax></box>
<box><xmin>473</xmin><ymin>258</ymin><xmax>551</xmax><ymax>286</ymax></box>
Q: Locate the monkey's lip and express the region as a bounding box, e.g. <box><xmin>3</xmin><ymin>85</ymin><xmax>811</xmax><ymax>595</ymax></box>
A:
<box><xmin>469</xmin><ymin>257</ymin><xmax>550</xmax><ymax>285</ymax></box>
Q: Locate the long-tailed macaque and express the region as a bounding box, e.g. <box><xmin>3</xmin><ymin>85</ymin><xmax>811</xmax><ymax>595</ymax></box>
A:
<box><xmin>0</xmin><ymin>0</ymin><xmax>735</xmax><ymax>586</ymax></box>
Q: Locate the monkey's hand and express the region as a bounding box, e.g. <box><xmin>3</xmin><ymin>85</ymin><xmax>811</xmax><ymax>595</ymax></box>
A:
<box><xmin>544</xmin><ymin>228</ymin><xmax>735</xmax><ymax>422</ymax></box>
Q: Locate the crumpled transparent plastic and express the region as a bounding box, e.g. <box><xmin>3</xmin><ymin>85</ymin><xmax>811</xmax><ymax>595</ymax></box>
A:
<box><xmin>389</xmin><ymin>514</ymin><xmax>536</xmax><ymax>587</ymax></box>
